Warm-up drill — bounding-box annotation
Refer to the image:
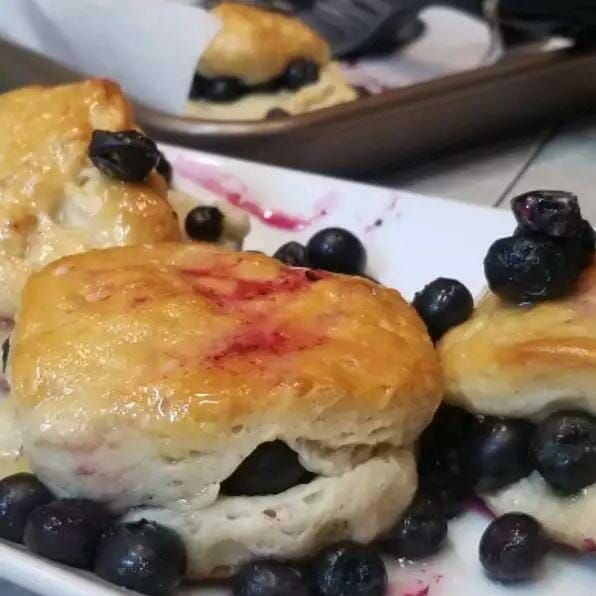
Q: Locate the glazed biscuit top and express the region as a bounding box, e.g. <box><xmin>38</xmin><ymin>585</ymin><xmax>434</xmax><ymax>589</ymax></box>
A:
<box><xmin>199</xmin><ymin>3</ymin><xmax>331</xmax><ymax>85</ymax></box>
<box><xmin>439</xmin><ymin>261</ymin><xmax>596</xmax><ymax>419</ymax></box>
<box><xmin>0</xmin><ymin>79</ymin><xmax>180</xmax><ymax>316</ymax></box>
<box><xmin>11</xmin><ymin>244</ymin><xmax>442</xmax><ymax>449</ymax></box>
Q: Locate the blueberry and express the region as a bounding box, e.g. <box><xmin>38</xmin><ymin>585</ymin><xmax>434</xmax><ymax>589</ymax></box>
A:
<box><xmin>511</xmin><ymin>190</ymin><xmax>582</xmax><ymax>238</ymax></box>
<box><xmin>417</xmin><ymin>450</ymin><xmax>472</xmax><ymax>520</ymax></box>
<box><xmin>577</xmin><ymin>219</ymin><xmax>596</xmax><ymax>267</ymax></box>
<box><xmin>417</xmin><ymin>405</ymin><xmax>477</xmax><ymax>516</ymax></box>
<box><xmin>95</xmin><ymin>519</ymin><xmax>187</xmax><ymax>596</ymax></box>
<box><xmin>283</xmin><ymin>59</ymin><xmax>320</xmax><ymax>90</ymax></box>
<box><xmin>89</xmin><ymin>130</ymin><xmax>160</xmax><ymax>183</ymax></box>
<box><xmin>412</xmin><ymin>278</ymin><xmax>473</xmax><ymax>342</ymax></box>
<box><xmin>185</xmin><ymin>206</ymin><xmax>224</xmax><ymax>242</ymax></box>
<box><xmin>470</xmin><ymin>417</ymin><xmax>535</xmax><ymax>493</ymax></box>
<box><xmin>420</xmin><ymin>483</ymin><xmax>467</xmax><ymax>520</ymax></box>
<box><xmin>381</xmin><ymin>493</ymin><xmax>447</xmax><ymax>559</ymax></box>
<box><xmin>266</xmin><ymin>108</ymin><xmax>290</xmax><ymax>119</ymax></box>
<box><xmin>0</xmin><ymin>473</ymin><xmax>52</xmax><ymax>543</ymax></box>
<box><xmin>274</xmin><ymin>242</ymin><xmax>308</xmax><ymax>267</ymax></box>
<box><xmin>479</xmin><ymin>513</ymin><xmax>547</xmax><ymax>583</ymax></box>
<box><xmin>156</xmin><ymin>154</ymin><xmax>173</xmax><ymax>187</ymax></box>
<box><xmin>311</xmin><ymin>541</ymin><xmax>387</xmax><ymax>596</ymax></box>
<box><xmin>484</xmin><ymin>235</ymin><xmax>578</xmax><ymax>303</ymax></box>
<box><xmin>233</xmin><ymin>560</ymin><xmax>310</xmax><ymax>596</ymax></box>
<box><xmin>221</xmin><ymin>441</ymin><xmax>313</xmax><ymax>496</ymax></box>
<box><xmin>190</xmin><ymin>74</ymin><xmax>246</xmax><ymax>102</ymax></box>
<box><xmin>24</xmin><ymin>499</ymin><xmax>112</xmax><ymax>568</ymax></box>
<box><xmin>306</xmin><ymin>228</ymin><xmax>366</xmax><ymax>275</ymax></box>
<box><xmin>513</xmin><ymin>219</ymin><xmax>595</xmax><ymax>275</ymax></box>
<box><xmin>532</xmin><ymin>411</ymin><xmax>596</xmax><ymax>495</ymax></box>
<box><xmin>2</xmin><ymin>337</ymin><xmax>8</xmax><ymax>373</ymax></box>
<box><xmin>189</xmin><ymin>73</ymin><xmax>209</xmax><ymax>99</ymax></box>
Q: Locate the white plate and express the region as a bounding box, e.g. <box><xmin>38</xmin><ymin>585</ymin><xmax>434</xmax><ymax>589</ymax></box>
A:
<box><xmin>1</xmin><ymin>146</ymin><xmax>594</xmax><ymax>596</ymax></box>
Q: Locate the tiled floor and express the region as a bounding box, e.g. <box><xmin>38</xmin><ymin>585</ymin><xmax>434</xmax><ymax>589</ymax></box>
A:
<box><xmin>502</xmin><ymin>117</ymin><xmax>596</xmax><ymax>220</ymax></box>
<box><xmin>379</xmin><ymin>131</ymin><xmax>549</xmax><ymax>207</ymax></box>
<box><xmin>380</xmin><ymin>116</ymin><xmax>596</xmax><ymax>217</ymax></box>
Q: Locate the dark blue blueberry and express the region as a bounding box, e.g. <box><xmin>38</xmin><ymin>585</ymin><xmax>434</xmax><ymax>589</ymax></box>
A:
<box><xmin>156</xmin><ymin>154</ymin><xmax>173</xmax><ymax>187</ymax></box>
<box><xmin>479</xmin><ymin>513</ymin><xmax>547</xmax><ymax>583</ymax></box>
<box><xmin>24</xmin><ymin>499</ymin><xmax>112</xmax><ymax>568</ymax></box>
<box><xmin>513</xmin><ymin>218</ymin><xmax>595</xmax><ymax>276</ymax></box>
<box><xmin>576</xmin><ymin>219</ymin><xmax>596</xmax><ymax>268</ymax></box>
<box><xmin>381</xmin><ymin>493</ymin><xmax>447</xmax><ymax>559</ymax></box>
<box><xmin>511</xmin><ymin>190</ymin><xmax>581</xmax><ymax>238</ymax></box>
<box><xmin>283</xmin><ymin>59</ymin><xmax>320</xmax><ymax>90</ymax></box>
<box><xmin>412</xmin><ymin>278</ymin><xmax>473</xmax><ymax>341</ymax></box>
<box><xmin>89</xmin><ymin>130</ymin><xmax>160</xmax><ymax>182</ymax></box>
<box><xmin>484</xmin><ymin>235</ymin><xmax>578</xmax><ymax>303</ymax></box>
<box><xmin>233</xmin><ymin>560</ymin><xmax>310</xmax><ymax>596</ymax></box>
<box><xmin>532</xmin><ymin>411</ymin><xmax>596</xmax><ymax>495</ymax></box>
<box><xmin>190</xmin><ymin>74</ymin><xmax>246</xmax><ymax>102</ymax></box>
<box><xmin>221</xmin><ymin>441</ymin><xmax>313</xmax><ymax>496</ymax></box>
<box><xmin>185</xmin><ymin>206</ymin><xmax>224</xmax><ymax>242</ymax></box>
<box><xmin>274</xmin><ymin>242</ymin><xmax>308</xmax><ymax>267</ymax></box>
<box><xmin>417</xmin><ymin>404</ymin><xmax>477</xmax><ymax>517</ymax></box>
<box><xmin>95</xmin><ymin>519</ymin><xmax>186</xmax><ymax>596</ymax></box>
<box><xmin>0</xmin><ymin>473</ymin><xmax>52</xmax><ymax>543</ymax></box>
<box><xmin>470</xmin><ymin>417</ymin><xmax>535</xmax><ymax>493</ymax></box>
<box><xmin>311</xmin><ymin>541</ymin><xmax>387</xmax><ymax>596</ymax></box>
<box><xmin>306</xmin><ymin>228</ymin><xmax>366</xmax><ymax>275</ymax></box>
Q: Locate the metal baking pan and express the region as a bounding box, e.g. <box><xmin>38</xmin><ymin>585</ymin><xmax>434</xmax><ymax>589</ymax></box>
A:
<box><xmin>2</xmin><ymin>38</ymin><xmax>596</xmax><ymax>177</ymax></box>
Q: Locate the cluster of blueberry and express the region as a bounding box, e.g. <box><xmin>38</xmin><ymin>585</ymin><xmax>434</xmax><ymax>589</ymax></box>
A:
<box><xmin>189</xmin><ymin>58</ymin><xmax>321</xmax><ymax>103</ymax></box>
<box><xmin>486</xmin><ymin>190</ymin><xmax>595</xmax><ymax>304</ymax></box>
<box><xmin>273</xmin><ymin>228</ymin><xmax>367</xmax><ymax>275</ymax></box>
<box><xmin>408</xmin><ymin>192</ymin><xmax>596</xmax><ymax>585</ymax></box>
<box><xmin>0</xmin><ymin>468</ymin><xmax>425</xmax><ymax>596</ymax></box>
<box><xmin>186</xmin><ymin>215</ymin><xmax>369</xmax><ymax>279</ymax></box>
<box><xmin>0</xmin><ymin>473</ymin><xmax>186</xmax><ymax>595</ymax></box>
<box><xmin>417</xmin><ymin>404</ymin><xmax>549</xmax><ymax>584</ymax></box>
<box><xmin>412</xmin><ymin>192</ymin><xmax>596</xmax><ymax>346</ymax></box>
<box><xmin>423</xmin><ymin>402</ymin><xmax>596</xmax><ymax>501</ymax></box>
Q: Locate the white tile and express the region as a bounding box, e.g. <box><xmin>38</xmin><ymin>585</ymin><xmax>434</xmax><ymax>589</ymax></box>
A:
<box><xmin>376</xmin><ymin>133</ymin><xmax>546</xmax><ymax>207</ymax></box>
<box><xmin>503</xmin><ymin>117</ymin><xmax>596</xmax><ymax>222</ymax></box>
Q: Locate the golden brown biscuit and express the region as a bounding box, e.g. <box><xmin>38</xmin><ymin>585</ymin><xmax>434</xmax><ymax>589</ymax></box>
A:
<box><xmin>439</xmin><ymin>262</ymin><xmax>596</xmax><ymax>419</ymax></box>
<box><xmin>0</xmin><ymin>80</ymin><xmax>180</xmax><ymax>317</ymax></box>
<box><xmin>10</xmin><ymin>243</ymin><xmax>442</xmax><ymax>577</ymax></box>
<box><xmin>439</xmin><ymin>263</ymin><xmax>596</xmax><ymax>550</ymax></box>
<box><xmin>199</xmin><ymin>2</ymin><xmax>331</xmax><ymax>85</ymax></box>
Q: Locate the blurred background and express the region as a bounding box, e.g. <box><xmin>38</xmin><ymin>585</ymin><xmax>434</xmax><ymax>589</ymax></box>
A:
<box><xmin>2</xmin><ymin>0</ymin><xmax>596</xmax><ymax>225</ymax></box>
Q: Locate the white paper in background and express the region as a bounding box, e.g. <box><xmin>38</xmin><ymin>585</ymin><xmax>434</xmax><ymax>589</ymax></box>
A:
<box><xmin>0</xmin><ymin>0</ymin><xmax>220</xmax><ymax>114</ymax></box>
<box><xmin>342</xmin><ymin>7</ymin><xmax>569</xmax><ymax>93</ymax></box>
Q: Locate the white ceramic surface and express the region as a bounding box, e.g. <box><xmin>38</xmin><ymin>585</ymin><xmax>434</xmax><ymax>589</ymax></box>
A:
<box><xmin>1</xmin><ymin>146</ymin><xmax>594</xmax><ymax>596</ymax></box>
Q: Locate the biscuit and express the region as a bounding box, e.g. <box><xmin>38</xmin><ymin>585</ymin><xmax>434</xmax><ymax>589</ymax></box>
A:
<box><xmin>439</xmin><ymin>263</ymin><xmax>596</xmax><ymax>420</ymax></box>
<box><xmin>439</xmin><ymin>262</ymin><xmax>596</xmax><ymax>549</ymax></box>
<box><xmin>0</xmin><ymin>80</ymin><xmax>180</xmax><ymax>317</ymax></box>
<box><xmin>10</xmin><ymin>243</ymin><xmax>442</xmax><ymax>576</ymax></box>
<box><xmin>199</xmin><ymin>2</ymin><xmax>331</xmax><ymax>85</ymax></box>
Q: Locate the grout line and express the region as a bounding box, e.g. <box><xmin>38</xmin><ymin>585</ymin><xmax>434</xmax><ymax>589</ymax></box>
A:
<box><xmin>494</xmin><ymin>124</ymin><xmax>560</xmax><ymax>208</ymax></box>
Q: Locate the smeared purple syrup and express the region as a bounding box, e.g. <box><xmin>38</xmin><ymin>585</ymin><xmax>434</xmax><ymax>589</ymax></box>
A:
<box><xmin>175</xmin><ymin>157</ymin><xmax>336</xmax><ymax>231</ymax></box>
<box><xmin>466</xmin><ymin>496</ymin><xmax>495</xmax><ymax>519</ymax></box>
<box><xmin>403</xmin><ymin>587</ymin><xmax>429</xmax><ymax>596</ymax></box>
<box><xmin>583</xmin><ymin>538</ymin><xmax>596</xmax><ymax>552</ymax></box>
